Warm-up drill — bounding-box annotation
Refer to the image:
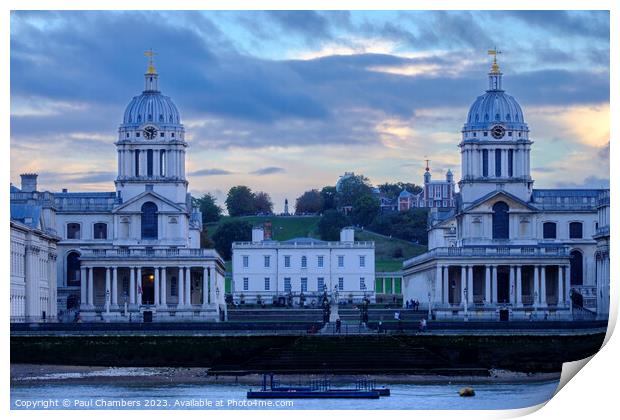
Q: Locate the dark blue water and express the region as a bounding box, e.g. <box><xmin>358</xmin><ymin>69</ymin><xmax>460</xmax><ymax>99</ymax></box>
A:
<box><xmin>11</xmin><ymin>380</ymin><xmax>559</xmax><ymax>410</ymax></box>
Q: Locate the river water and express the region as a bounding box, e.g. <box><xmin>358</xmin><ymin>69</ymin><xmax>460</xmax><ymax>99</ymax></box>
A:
<box><xmin>11</xmin><ymin>377</ymin><xmax>560</xmax><ymax>410</ymax></box>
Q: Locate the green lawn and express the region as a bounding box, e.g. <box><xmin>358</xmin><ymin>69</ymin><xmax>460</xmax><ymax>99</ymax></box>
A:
<box><xmin>205</xmin><ymin>215</ymin><xmax>321</xmax><ymax>241</ymax></box>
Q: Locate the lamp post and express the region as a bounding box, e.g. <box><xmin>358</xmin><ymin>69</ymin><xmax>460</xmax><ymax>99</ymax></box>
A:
<box><xmin>123</xmin><ymin>292</ymin><xmax>128</xmax><ymax>317</ymax></box>
<box><xmin>427</xmin><ymin>291</ymin><xmax>432</xmax><ymax>319</ymax></box>
<box><xmin>105</xmin><ymin>290</ymin><xmax>110</xmax><ymax>314</ymax></box>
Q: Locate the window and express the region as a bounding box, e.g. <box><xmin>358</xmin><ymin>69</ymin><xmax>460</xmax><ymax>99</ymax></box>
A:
<box><xmin>93</xmin><ymin>223</ymin><xmax>107</xmax><ymax>240</ymax></box>
<box><xmin>243</xmin><ymin>277</ymin><xmax>249</xmax><ymax>291</ymax></box>
<box><xmin>136</xmin><ymin>131</ymin><xmax>140</xmax><ymax>138</ymax></box>
<box><xmin>140</xmin><ymin>202</ymin><xmax>158</xmax><ymax>239</ymax></box>
<box><xmin>301</xmin><ymin>256</ymin><xmax>307</xmax><ymax>268</ymax></box>
<box><xmin>338</xmin><ymin>255</ymin><xmax>344</xmax><ymax>268</ymax></box>
<box><xmin>264</xmin><ymin>277</ymin><xmax>270</xmax><ymax>291</ymax></box>
<box><xmin>495</xmin><ymin>149</ymin><xmax>502</xmax><ymax>177</ymax></box>
<box><xmin>338</xmin><ymin>277</ymin><xmax>344</xmax><ymax>291</ymax></box>
<box><xmin>264</xmin><ymin>255</ymin><xmax>270</xmax><ymax>268</ymax></box>
<box><xmin>284</xmin><ymin>255</ymin><xmax>291</xmax><ymax>268</ymax></box>
<box><xmin>359</xmin><ymin>255</ymin><xmax>366</xmax><ymax>268</ymax></box>
<box><xmin>284</xmin><ymin>277</ymin><xmax>291</xmax><ymax>293</ymax></box>
<box><xmin>569</xmin><ymin>222</ymin><xmax>583</xmax><ymax>239</ymax></box>
<box><xmin>318</xmin><ymin>277</ymin><xmax>325</xmax><ymax>292</ymax></box>
<box><xmin>301</xmin><ymin>277</ymin><xmax>308</xmax><ymax>292</ymax></box>
<box><xmin>67</xmin><ymin>223</ymin><xmax>81</xmax><ymax>239</ymax></box>
<box><xmin>317</xmin><ymin>255</ymin><xmax>324</xmax><ymax>268</ymax></box>
<box><xmin>171</xmin><ymin>277</ymin><xmax>178</xmax><ymax>296</ymax></box>
<box><xmin>570</xmin><ymin>250</ymin><xmax>583</xmax><ymax>286</ymax></box>
<box><xmin>482</xmin><ymin>149</ymin><xmax>489</xmax><ymax>177</ymax></box>
<box><xmin>126</xmin><ymin>132</ymin><xmax>130</xmax><ymax>138</ymax></box>
<box><xmin>492</xmin><ymin>201</ymin><xmax>509</xmax><ymax>239</ymax></box>
<box><xmin>147</xmin><ymin>149</ymin><xmax>153</xmax><ymax>176</ymax></box>
<box><xmin>160</xmin><ymin>132</ymin><xmax>164</xmax><ymax>137</ymax></box>
<box><xmin>242</xmin><ymin>255</ymin><xmax>249</xmax><ymax>268</ymax></box>
<box><xmin>543</xmin><ymin>222</ymin><xmax>557</xmax><ymax>239</ymax></box>
<box><xmin>171</xmin><ymin>132</ymin><xmax>175</xmax><ymax>138</ymax></box>
<box><xmin>508</xmin><ymin>149</ymin><xmax>513</xmax><ymax>177</ymax></box>
<box><xmin>66</xmin><ymin>252</ymin><xmax>81</xmax><ymax>287</ymax></box>
<box><xmin>360</xmin><ymin>277</ymin><xmax>366</xmax><ymax>290</ymax></box>
<box><xmin>134</xmin><ymin>150</ymin><xmax>140</xmax><ymax>176</ymax></box>
<box><xmin>484</xmin><ymin>131</ymin><xmax>488</xmax><ymax>137</ymax></box>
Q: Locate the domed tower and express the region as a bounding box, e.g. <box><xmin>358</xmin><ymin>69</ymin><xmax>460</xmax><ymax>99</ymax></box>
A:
<box><xmin>115</xmin><ymin>51</ymin><xmax>188</xmax><ymax>205</ymax></box>
<box><xmin>459</xmin><ymin>50</ymin><xmax>534</xmax><ymax>206</ymax></box>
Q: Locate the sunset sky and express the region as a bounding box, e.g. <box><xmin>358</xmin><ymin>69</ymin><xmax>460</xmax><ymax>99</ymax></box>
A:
<box><xmin>10</xmin><ymin>10</ymin><xmax>610</xmax><ymax>212</ymax></box>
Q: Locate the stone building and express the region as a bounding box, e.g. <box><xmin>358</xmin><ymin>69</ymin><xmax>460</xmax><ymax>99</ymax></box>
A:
<box><xmin>402</xmin><ymin>53</ymin><xmax>606</xmax><ymax>320</ymax></box>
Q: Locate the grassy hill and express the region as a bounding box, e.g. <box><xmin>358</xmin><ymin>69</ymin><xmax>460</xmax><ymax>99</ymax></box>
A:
<box><xmin>206</xmin><ymin>215</ymin><xmax>427</xmax><ymax>273</ymax></box>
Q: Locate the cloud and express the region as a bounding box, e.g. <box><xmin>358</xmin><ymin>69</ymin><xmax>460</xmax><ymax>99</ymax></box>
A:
<box><xmin>555</xmin><ymin>176</ymin><xmax>610</xmax><ymax>189</ymax></box>
<box><xmin>250</xmin><ymin>167</ymin><xmax>286</xmax><ymax>175</ymax></box>
<box><xmin>188</xmin><ymin>168</ymin><xmax>234</xmax><ymax>176</ymax></box>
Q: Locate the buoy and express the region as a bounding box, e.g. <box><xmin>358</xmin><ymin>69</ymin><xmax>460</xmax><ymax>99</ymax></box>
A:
<box><xmin>458</xmin><ymin>387</ymin><xmax>476</xmax><ymax>397</ymax></box>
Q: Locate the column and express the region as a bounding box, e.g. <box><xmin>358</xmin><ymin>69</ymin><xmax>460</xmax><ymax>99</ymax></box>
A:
<box><xmin>154</xmin><ymin>267</ymin><xmax>160</xmax><ymax>306</ymax></box>
<box><xmin>516</xmin><ymin>266</ymin><xmax>522</xmax><ymax>306</ymax></box>
<box><xmin>112</xmin><ymin>267</ymin><xmax>118</xmax><ymax>306</ymax></box>
<box><xmin>509</xmin><ymin>265</ymin><xmax>515</xmax><ymax>304</ymax></box>
<box><xmin>161</xmin><ymin>267</ymin><xmax>167</xmax><ymax>307</ymax></box>
<box><xmin>442</xmin><ymin>265</ymin><xmax>449</xmax><ymax>305</ymax></box>
<box><xmin>492</xmin><ymin>265</ymin><xmax>498</xmax><ymax>304</ymax></box>
<box><xmin>557</xmin><ymin>266</ymin><xmax>564</xmax><ymax>306</ymax></box>
<box><xmin>202</xmin><ymin>266</ymin><xmax>209</xmax><ymax>306</ymax></box>
<box><xmin>178</xmin><ymin>267</ymin><xmax>185</xmax><ymax>306</ymax></box>
<box><xmin>541</xmin><ymin>266</ymin><xmax>547</xmax><ymax>306</ymax></box>
<box><xmin>153</xmin><ymin>149</ymin><xmax>160</xmax><ymax>178</ymax></box>
<box><xmin>129</xmin><ymin>267</ymin><xmax>136</xmax><ymax>304</ymax></box>
<box><xmin>185</xmin><ymin>267</ymin><xmax>192</xmax><ymax>306</ymax></box>
<box><xmin>565</xmin><ymin>264</ymin><xmax>571</xmax><ymax>304</ymax></box>
<box><xmin>467</xmin><ymin>265</ymin><xmax>474</xmax><ymax>303</ymax></box>
<box><xmin>88</xmin><ymin>266</ymin><xmax>94</xmax><ymax>306</ymax></box>
<box><xmin>460</xmin><ymin>266</ymin><xmax>466</xmax><ymax>304</ymax></box>
<box><xmin>485</xmin><ymin>266</ymin><xmax>491</xmax><ymax>304</ymax></box>
<box><xmin>80</xmin><ymin>267</ymin><xmax>87</xmax><ymax>306</ymax></box>
<box><xmin>105</xmin><ymin>267</ymin><xmax>111</xmax><ymax>310</ymax></box>
<box><xmin>533</xmin><ymin>265</ymin><xmax>540</xmax><ymax>307</ymax></box>
<box><xmin>502</xmin><ymin>149</ymin><xmax>508</xmax><ymax>178</ymax></box>
<box><xmin>435</xmin><ymin>264</ymin><xmax>442</xmax><ymax>305</ymax></box>
<box><xmin>136</xmin><ymin>267</ymin><xmax>142</xmax><ymax>305</ymax></box>
<box><xmin>489</xmin><ymin>149</ymin><xmax>495</xmax><ymax>178</ymax></box>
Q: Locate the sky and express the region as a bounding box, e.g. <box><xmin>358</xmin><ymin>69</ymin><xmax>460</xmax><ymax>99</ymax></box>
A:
<box><xmin>10</xmin><ymin>10</ymin><xmax>610</xmax><ymax>213</ymax></box>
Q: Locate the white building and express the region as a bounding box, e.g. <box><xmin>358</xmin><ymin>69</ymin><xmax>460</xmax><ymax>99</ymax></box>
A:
<box><xmin>232</xmin><ymin>227</ymin><xmax>375</xmax><ymax>305</ymax></box>
<box><xmin>12</xmin><ymin>54</ymin><xmax>227</xmax><ymax>322</ymax></box>
<box><xmin>594</xmin><ymin>189</ymin><xmax>610</xmax><ymax>318</ymax></box>
<box><xmin>10</xmin><ymin>178</ymin><xmax>60</xmax><ymax>322</ymax></box>
<box><xmin>402</xmin><ymin>53</ymin><xmax>607</xmax><ymax>321</ymax></box>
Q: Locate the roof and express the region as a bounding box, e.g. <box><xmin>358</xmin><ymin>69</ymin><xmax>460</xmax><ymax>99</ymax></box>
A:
<box><xmin>531</xmin><ymin>189</ymin><xmax>600</xmax><ymax>211</ymax></box>
<box><xmin>282</xmin><ymin>237</ymin><xmax>327</xmax><ymax>245</ymax></box>
<box><xmin>10</xmin><ymin>203</ymin><xmax>41</xmax><ymax>229</ymax></box>
<box><xmin>461</xmin><ymin>189</ymin><xmax>539</xmax><ymax>213</ymax></box>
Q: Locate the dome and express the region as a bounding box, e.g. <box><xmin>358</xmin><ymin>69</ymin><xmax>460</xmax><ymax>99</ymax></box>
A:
<box><xmin>464</xmin><ymin>90</ymin><xmax>527</xmax><ymax>131</ymax></box>
<box><xmin>122</xmin><ymin>92</ymin><xmax>181</xmax><ymax>127</ymax></box>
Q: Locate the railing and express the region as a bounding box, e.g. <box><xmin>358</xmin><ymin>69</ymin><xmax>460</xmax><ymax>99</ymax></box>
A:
<box><xmin>233</xmin><ymin>241</ymin><xmax>375</xmax><ymax>249</ymax></box>
<box><xmin>404</xmin><ymin>245</ymin><xmax>570</xmax><ymax>267</ymax></box>
<box><xmin>81</xmin><ymin>248</ymin><xmax>220</xmax><ymax>259</ymax></box>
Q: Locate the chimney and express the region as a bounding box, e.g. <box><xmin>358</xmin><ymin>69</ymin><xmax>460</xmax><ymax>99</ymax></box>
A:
<box><xmin>252</xmin><ymin>227</ymin><xmax>264</xmax><ymax>243</ymax></box>
<box><xmin>20</xmin><ymin>173</ymin><xmax>38</xmax><ymax>192</ymax></box>
<box><xmin>340</xmin><ymin>227</ymin><xmax>355</xmax><ymax>243</ymax></box>
<box><xmin>263</xmin><ymin>220</ymin><xmax>272</xmax><ymax>240</ymax></box>
<box><xmin>62</xmin><ymin>188</ymin><xmax>68</xmax><ymax>193</ymax></box>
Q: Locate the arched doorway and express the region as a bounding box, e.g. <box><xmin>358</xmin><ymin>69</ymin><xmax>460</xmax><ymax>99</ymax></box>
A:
<box><xmin>492</xmin><ymin>202</ymin><xmax>509</xmax><ymax>239</ymax></box>
<box><xmin>141</xmin><ymin>202</ymin><xmax>158</xmax><ymax>239</ymax></box>
<box><xmin>570</xmin><ymin>250</ymin><xmax>583</xmax><ymax>286</ymax></box>
<box><xmin>66</xmin><ymin>251</ymin><xmax>81</xmax><ymax>287</ymax></box>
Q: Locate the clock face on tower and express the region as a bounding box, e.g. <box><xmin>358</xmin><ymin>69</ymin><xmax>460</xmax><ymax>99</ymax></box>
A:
<box><xmin>491</xmin><ymin>125</ymin><xmax>505</xmax><ymax>139</ymax></box>
<box><xmin>143</xmin><ymin>125</ymin><xmax>158</xmax><ymax>140</ymax></box>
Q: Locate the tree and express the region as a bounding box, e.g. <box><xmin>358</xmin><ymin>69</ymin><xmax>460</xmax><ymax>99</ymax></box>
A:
<box><xmin>320</xmin><ymin>186</ymin><xmax>337</xmax><ymax>212</ymax></box>
<box><xmin>295</xmin><ymin>189</ymin><xmax>324</xmax><ymax>214</ymax></box>
<box><xmin>350</xmin><ymin>195</ymin><xmax>380</xmax><ymax>227</ymax></box>
<box><xmin>254</xmin><ymin>191</ymin><xmax>273</xmax><ymax>214</ymax></box>
<box><xmin>225</xmin><ymin>186</ymin><xmax>256</xmax><ymax>217</ymax></box>
<box><xmin>369</xmin><ymin>208</ymin><xmax>428</xmax><ymax>245</ymax></box>
<box><xmin>336</xmin><ymin>174</ymin><xmax>373</xmax><ymax>208</ymax></box>
<box><xmin>378</xmin><ymin>182</ymin><xmax>423</xmax><ymax>199</ymax></box>
<box><xmin>193</xmin><ymin>193</ymin><xmax>222</xmax><ymax>224</ymax></box>
<box><xmin>318</xmin><ymin>209</ymin><xmax>350</xmax><ymax>241</ymax></box>
<box><xmin>212</xmin><ymin>220</ymin><xmax>252</xmax><ymax>260</ymax></box>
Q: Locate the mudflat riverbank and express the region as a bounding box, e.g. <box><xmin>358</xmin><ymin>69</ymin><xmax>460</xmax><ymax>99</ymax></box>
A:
<box><xmin>11</xmin><ymin>364</ymin><xmax>561</xmax><ymax>386</ymax></box>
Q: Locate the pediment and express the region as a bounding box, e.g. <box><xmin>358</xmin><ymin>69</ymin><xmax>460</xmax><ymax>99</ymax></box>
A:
<box><xmin>463</xmin><ymin>190</ymin><xmax>538</xmax><ymax>214</ymax></box>
<box><xmin>113</xmin><ymin>191</ymin><xmax>186</xmax><ymax>213</ymax></box>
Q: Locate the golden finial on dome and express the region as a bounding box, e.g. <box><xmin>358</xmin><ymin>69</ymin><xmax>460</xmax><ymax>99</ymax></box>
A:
<box><xmin>144</xmin><ymin>49</ymin><xmax>157</xmax><ymax>75</ymax></box>
<box><xmin>487</xmin><ymin>47</ymin><xmax>502</xmax><ymax>74</ymax></box>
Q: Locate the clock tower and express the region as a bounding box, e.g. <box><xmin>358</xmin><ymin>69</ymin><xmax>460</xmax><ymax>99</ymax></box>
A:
<box><xmin>114</xmin><ymin>51</ymin><xmax>189</xmax><ymax>206</ymax></box>
<box><xmin>458</xmin><ymin>50</ymin><xmax>534</xmax><ymax>207</ymax></box>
